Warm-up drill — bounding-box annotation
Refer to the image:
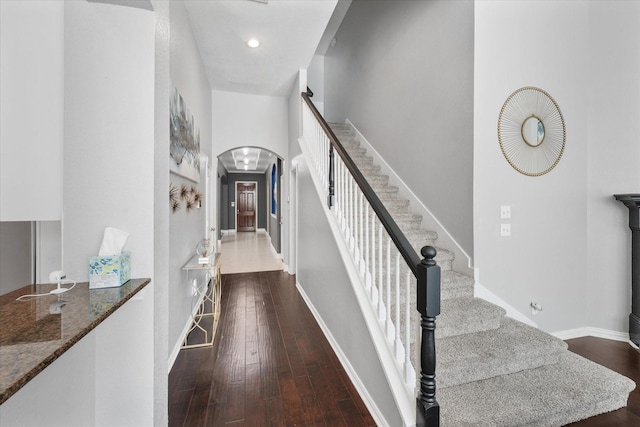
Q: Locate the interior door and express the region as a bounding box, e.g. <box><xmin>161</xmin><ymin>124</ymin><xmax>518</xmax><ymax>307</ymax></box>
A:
<box><xmin>237</xmin><ymin>183</ymin><xmax>256</xmax><ymax>232</ymax></box>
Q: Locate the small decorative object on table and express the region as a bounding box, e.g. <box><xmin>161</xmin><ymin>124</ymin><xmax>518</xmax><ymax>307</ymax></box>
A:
<box><xmin>196</xmin><ymin>238</ymin><xmax>214</xmax><ymax>265</ymax></box>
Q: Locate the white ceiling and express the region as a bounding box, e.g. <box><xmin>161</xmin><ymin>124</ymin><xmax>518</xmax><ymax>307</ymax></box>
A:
<box><xmin>184</xmin><ymin>0</ymin><xmax>339</xmax><ymax>97</ymax></box>
<box><xmin>218</xmin><ymin>147</ymin><xmax>275</xmax><ymax>175</ymax></box>
<box><xmin>184</xmin><ymin>0</ymin><xmax>348</xmax><ymax>173</ymax></box>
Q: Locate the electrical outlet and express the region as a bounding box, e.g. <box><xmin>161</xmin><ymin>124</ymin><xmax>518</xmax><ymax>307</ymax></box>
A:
<box><xmin>500</xmin><ymin>223</ymin><xmax>511</xmax><ymax>237</ymax></box>
<box><xmin>500</xmin><ymin>205</ymin><xmax>511</xmax><ymax>219</ymax></box>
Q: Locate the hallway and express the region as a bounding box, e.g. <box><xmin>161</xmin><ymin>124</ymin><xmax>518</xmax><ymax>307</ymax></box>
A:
<box><xmin>168</xmin><ymin>270</ymin><xmax>376</xmax><ymax>426</ymax></box>
<box><xmin>170</xmin><ymin>230</ymin><xmax>375</xmax><ymax>426</ymax></box>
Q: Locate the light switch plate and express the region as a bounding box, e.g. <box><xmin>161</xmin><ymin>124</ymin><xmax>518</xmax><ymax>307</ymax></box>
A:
<box><xmin>500</xmin><ymin>205</ymin><xmax>511</xmax><ymax>219</ymax></box>
<box><xmin>500</xmin><ymin>223</ymin><xmax>511</xmax><ymax>237</ymax></box>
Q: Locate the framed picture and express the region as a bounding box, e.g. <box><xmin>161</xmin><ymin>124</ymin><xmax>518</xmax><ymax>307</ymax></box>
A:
<box><xmin>170</xmin><ymin>87</ymin><xmax>200</xmax><ymax>182</ymax></box>
<box><xmin>271</xmin><ymin>163</ymin><xmax>277</xmax><ymax>217</ymax></box>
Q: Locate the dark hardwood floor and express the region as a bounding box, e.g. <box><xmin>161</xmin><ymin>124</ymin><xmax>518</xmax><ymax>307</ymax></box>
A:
<box><xmin>565</xmin><ymin>336</ymin><xmax>640</xmax><ymax>426</ymax></box>
<box><xmin>169</xmin><ymin>271</ymin><xmax>376</xmax><ymax>427</ymax></box>
<box><xmin>169</xmin><ymin>270</ymin><xmax>640</xmax><ymax>427</ymax></box>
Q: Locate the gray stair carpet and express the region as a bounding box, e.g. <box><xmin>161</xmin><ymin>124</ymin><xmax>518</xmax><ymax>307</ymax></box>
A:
<box><xmin>328</xmin><ymin>123</ymin><xmax>636</xmax><ymax>426</ymax></box>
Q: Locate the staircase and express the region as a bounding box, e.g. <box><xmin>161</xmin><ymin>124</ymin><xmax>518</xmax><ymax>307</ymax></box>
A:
<box><xmin>328</xmin><ymin>122</ymin><xmax>636</xmax><ymax>426</ymax></box>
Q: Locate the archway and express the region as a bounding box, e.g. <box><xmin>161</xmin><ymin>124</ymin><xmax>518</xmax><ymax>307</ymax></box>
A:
<box><xmin>216</xmin><ymin>146</ymin><xmax>286</xmax><ymax>271</ymax></box>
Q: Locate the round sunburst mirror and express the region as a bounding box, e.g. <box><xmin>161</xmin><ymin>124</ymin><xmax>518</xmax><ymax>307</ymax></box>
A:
<box><xmin>498</xmin><ymin>87</ymin><xmax>566</xmax><ymax>176</ymax></box>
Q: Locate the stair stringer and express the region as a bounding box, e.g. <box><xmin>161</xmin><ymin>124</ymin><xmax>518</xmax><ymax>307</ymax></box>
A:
<box><xmin>344</xmin><ymin>119</ymin><xmax>473</xmax><ymax>276</ymax></box>
<box><xmin>298</xmin><ymin>135</ymin><xmax>418</xmax><ymax>427</ymax></box>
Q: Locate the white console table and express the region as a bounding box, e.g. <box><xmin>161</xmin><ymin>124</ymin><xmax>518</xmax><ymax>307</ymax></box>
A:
<box><xmin>181</xmin><ymin>253</ymin><xmax>221</xmax><ymax>349</ymax></box>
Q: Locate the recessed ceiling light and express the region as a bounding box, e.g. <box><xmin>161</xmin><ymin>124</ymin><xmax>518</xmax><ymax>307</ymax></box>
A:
<box><xmin>244</xmin><ymin>165</ymin><xmax>248</xmax><ymax>170</ymax></box>
<box><xmin>247</xmin><ymin>38</ymin><xmax>260</xmax><ymax>48</ymax></box>
<box><xmin>244</xmin><ymin>158</ymin><xmax>249</xmax><ymax>164</ymax></box>
<box><xmin>242</xmin><ymin>147</ymin><xmax>249</xmax><ymax>155</ymax></box>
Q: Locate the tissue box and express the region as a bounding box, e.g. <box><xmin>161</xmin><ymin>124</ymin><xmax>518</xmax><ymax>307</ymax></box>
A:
<box><xmin>89</xmin><ymin>252</ymin><xmax>131</xmax><ymax>289</ymax></box>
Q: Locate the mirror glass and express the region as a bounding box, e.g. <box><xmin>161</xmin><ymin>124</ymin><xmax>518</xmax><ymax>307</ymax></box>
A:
<box><xmin>521</xmin><ymin>116</ymin><xmax>545</xmax><ymax>147</ymax></box>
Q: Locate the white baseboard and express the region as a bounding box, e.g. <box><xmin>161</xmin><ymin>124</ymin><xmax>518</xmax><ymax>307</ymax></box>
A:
<box><xmin>264</xmin><ymin>229</ymin><xmax>283</xmax><ymax>261</ymax></box>
<box><xmin>473</xmin><ymin>275</ymin><xmax>538</xmax><ymax>328</ymax></box>
<box><xmin>168</xmin><ymin>281</ymin><xmax>208</xmax><ymax>373</ymax></box>
<box><xmin>552</xmin><ymin>326</ymin><xmax>633</xmax><ymax>345</ymax></box>
<box><xmin>295</xmin><ymin>281</ymin><xmax>390</xmax><ymax>427</ymax></box>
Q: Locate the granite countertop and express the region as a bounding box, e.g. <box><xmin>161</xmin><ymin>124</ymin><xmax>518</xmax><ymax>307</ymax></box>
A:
<box><xmin>0</xmin><ymin>278</ymin><xmax>150</xmax><ymax>405</ymax></box>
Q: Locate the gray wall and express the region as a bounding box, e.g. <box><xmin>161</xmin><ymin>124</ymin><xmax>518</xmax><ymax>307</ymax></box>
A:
<box><xmin>0</xmin><ymin>222</ymin><xmax>32</xmax><ymax>294</ymax></box>
<box><xmin>167</xmin><ymin>0</ymin><xmax>212</xmax><ymax>362</ymax></box>
<box><xmin>474</xmin><ymin>1</ymin><xmax>640</xmax><ymax>334</ymax></box>
<box><xmin>226</xmin><ymin>173</ymin><xmax>267</xmax><ymax>230</ymax></box>
<box><xmin>323</xmin><ymin>0</ymin><xmax>475</xmax><ymax>259</ymax></box>
<box><xmin>296</xmin><ymin>157</ymin><xmax>402</xmax><ymax>426</ymax></box>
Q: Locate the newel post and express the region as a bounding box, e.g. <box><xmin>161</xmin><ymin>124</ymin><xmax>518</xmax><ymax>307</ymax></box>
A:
<box><xmin>416</xmin><ymin>246</ymin><xmax>441</xmax><ymax>427</ymax></box>
<box><xmin>328</xmin><ymin>145</ymin><xmax>335</xmax><ymax>208</ymax></box>
<box><xmin>614</xmin><ymin>194</ymin><xmax>640</xmax><ymax>346</ymax></box>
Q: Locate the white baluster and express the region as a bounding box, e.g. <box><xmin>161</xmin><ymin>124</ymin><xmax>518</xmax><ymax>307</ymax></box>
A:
<box><xmin>364</xmin><ymin>203</ymin><xmax>370</xmax><ymax>289</ymax></box>
<box><xmin>385</xmin><ymin>237</ymin><xmax>393</xmax><ymax>340</ymax></box>
<box><xmin>323</xmin><ymin>136</ymin><xmax>328</xmax><ymax>186</ymax></box>
<box><xmin>404</xmin><ymin>270</ymin><xmax>415</xmax><ymax>385</ymax></box>
<box><xmin>358</xmin><ymin>189</ymin><xmax>364</xmax><ymax>277</ymax></box>
<box><xmin>353</xmin><ymin>185</ymin><xmax>359</xmax><ymax>261</ymax></box>
<box><xmin>395</xmin><ymin>253</ymin><xmax>403</xmax><ymax>360</ymax></box>
<box><xmin>336</xmin><ymin>160</ymin><xmax>343</xmax><ymax>226</ymax></box>
<box><xmin>371</xmin><ymin>215</ymin><xmax>377</xmax><ymax>303</ymax></box>
<box><xmin>340</xmin><ymin>160</ymin><xmax>345</xmax><ymax>229</ymax></box>
<box><xmin>351</xmin><ymin>177</ymin><xmax>356</xmax><ymax>253</ymax></box>
<box><xmin>378</xmin><ymin>224</ymin><xmax>384</xmax><ymax>320</ymax></box>
<box><xmin>347</xmin><ymin>175</ymin><xmax>352</xmax><ymax>250</ymax></box>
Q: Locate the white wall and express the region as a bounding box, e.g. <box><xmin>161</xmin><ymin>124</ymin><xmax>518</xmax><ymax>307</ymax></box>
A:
<box><xmin>60</xmin><ymin>1</ymin><xmax>157</xmax><ymax>424</ymax></box>
<box><xmin>167</xmin><ymin>0</ymin><xmax>213</xmax><ymax>360</ymax></box>
<box><xmin>285</xmin><ymin>71</ymin><xmax>308</xmax><ymax>273</ymax></box>
<box><xmin>324</xmin><ymin>0</ymin><xmax>475</xmax><ymax>259</ymax></box>
<box><xmin>152</xmin><ymin>0</ymin><xmax>170</xmax><ymax>424</ymax></box>
<box><xmin>586</xmin><ymin>1</ymin><xmax>640</xmax><ymax>332</ymax></box>
<box><xmin>307</xmin><ymin>55</ymin><xmax>325</xmax><ymax>115</ymax></box>
<box><xmin>475</xmin><ymin>1</ymin><xmax>640</xmax><ymax>334</ymax></box>
<box><xmin>62</xmin><ymin>1</ymin><xmax>155</xmax><ymax>281</ymax></box>
<box><xmin>211</xmin><ymin>91</ymin><xmax>289</xmax><ymax>159</ymax></box>
<box><xmin>0</xmin><ymin>0</ymin><xmax>64</xmax><ymax>222</ymax></box>
<box><xmin>0</xmin><ymin>329</ymin><xmax>97</xmax><ymax>426</ymax></box>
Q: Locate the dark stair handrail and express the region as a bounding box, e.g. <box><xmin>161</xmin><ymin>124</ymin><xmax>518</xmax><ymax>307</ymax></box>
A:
<box><xmin>301</xmin><ymin>92</ymin><xmax>441</xmax><ymax>427</ymax></box>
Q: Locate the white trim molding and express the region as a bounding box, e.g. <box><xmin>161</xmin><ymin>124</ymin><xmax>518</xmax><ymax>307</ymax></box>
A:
<box><xmin>552</xmin><ymin>326</ymin><xmax>634</xmax><ymax>348</ymax></box>
<box><xmin>296</xmin><ymin>281</ymin><xmax>391</xmax><ymax>427</ymax></box>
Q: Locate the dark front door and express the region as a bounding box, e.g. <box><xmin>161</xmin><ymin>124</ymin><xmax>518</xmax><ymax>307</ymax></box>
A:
<box><xmin>237</xmin><ymin>183</ymin><xmax>256</xmax><ymax>232</ymax></box>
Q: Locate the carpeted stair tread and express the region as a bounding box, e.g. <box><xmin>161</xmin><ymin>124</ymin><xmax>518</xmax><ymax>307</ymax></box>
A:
<box><xmin>372</xmin><ymin>185</ymin><xmax>400</xmax><ymax>196</ymax></box>
<box><xmin>381</xmin><ymin>198</ymin><xmax>409</xmax><ymax>210</ymax></box>
<box><xmin>436</xmin><ymin>297</ymin><xmax>505</xmax><ymax>338</ymax></box>
<box><xmin>366</xmin><ymin>174</ymin><xmax>389</xmax><ymax>186</ymax></box>
<box><xmin>437</xmin><ymin>317</ymin><xmax>568</xmax><ymax>389</ymax></box>
<box><xmin>441</xmin><ymin>270</ymin><xmax>474</xmax><ymax>300</ymax></box>
<box><xmin>439</xmin><ymin>351</ymin><xmax>636</xmax><ymax>426</ymax></box>
<box><xmin>405</xmin><ymin>228</ymin><xmax>439</xmax><ymax>245</ymax></box>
